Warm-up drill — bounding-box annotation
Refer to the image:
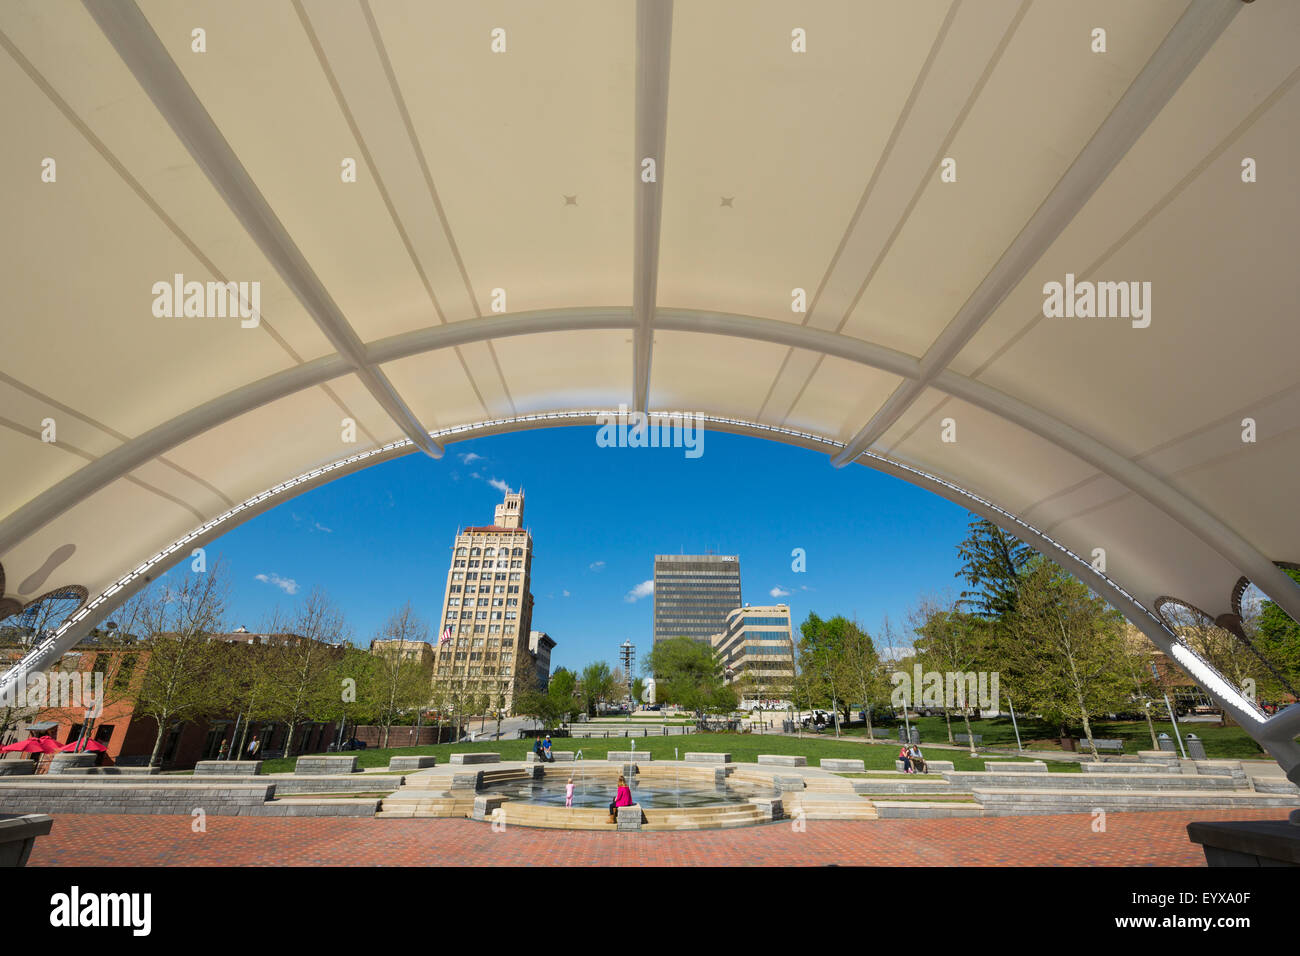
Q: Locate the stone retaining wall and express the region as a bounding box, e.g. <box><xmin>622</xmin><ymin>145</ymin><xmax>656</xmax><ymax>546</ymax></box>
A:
<box><xmin>0</xmin><ymin>782</ymin><xmax>275</xmax><ymax>815</ymax></box>
<box><xmin>195</xmin><ymin>760</ymin><xmax>263</xmax><ymax>775</ymax></box>
<box><xmin>294</xmin><ymin>755</ymin><xmax>359</xmax><ymax>774</ymax></box>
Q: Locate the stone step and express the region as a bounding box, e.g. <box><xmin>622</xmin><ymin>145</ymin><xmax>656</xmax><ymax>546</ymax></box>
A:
<box><xmin>872</xmin><ymin>801</ymin><xmax>983</xmax><ymax>819</ymax></box>
<box><xmin>1080</xmin><ymin>762</ymin><xmax>1182</xmax><ymax>774</ymax></box>
<box><xmin>944</xmin><ymin>771</ymin><xmax>1247</xmax><ymax>791</ymax></box>
<box><xmin>852</xmin><ymin>779</ymin><xmax>956</xmax><ymax>795</ymax></box>
<box><xmin>972</xmin><ymin>787</ymin><xmax>1300</xmax><ymax>813</ymax></box>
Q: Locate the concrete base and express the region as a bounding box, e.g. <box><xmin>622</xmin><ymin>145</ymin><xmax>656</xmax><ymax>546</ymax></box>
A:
<box><xmin>1187</xmin><ymin>819</ymin><xmax>1300</xmax><ymax>866</ymax></box>
<box><xmin>471</xmin><ymin>794</ymin><xmax>508</xmax><ymax>822</ymax></box>
<box><xmin>387</xmin><ymin>755</ymin><xmax>437</xmax><ymax>771</ymax></box>
<box><xmin>617</xmin><ymin>804</ymin><xmax>644</xmax><ymax>830</ymax></box>
<box><xmin>0</xmin><ymin>813</ymin><xmax>52</xmax><ymax>867</ymax></box>
<box><xmin>449</xmin><ymin>753</ymin><xmax>501</xmax><ymax>765</ymax></box>
<box><xmin>195</xmin><ymin>760</ymin><xmax>262</xmax><ymax>775</ymax></box>
<box><xmin>820</xmin><ymin>759</ymin><xmax>865</xmax><ymax>772</ymax></box>
<box><xmin>683</xmin><ymin>752</ymin><xmax>730</xmax><ymax>764</ymax></box>
<box><xmin>757</xmin><ymin>755</ymin><xmax>806</xmax><ymax>767</ymax></box>
<box><xmin>0</xmin><ymin>763</ymin><xmax>36</xmax><ymax>777</ymax></box>
<box><xmin>294</xmin><ymin>755</ymin><xmax>359</xmax><ymax>774</ymax></box>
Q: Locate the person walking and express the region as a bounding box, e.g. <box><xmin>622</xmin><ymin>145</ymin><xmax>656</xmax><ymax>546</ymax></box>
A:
<box><xmin>608</xmin><ymin>774</ymin><xmax>633</xmax><ymax>823</ymax></box>
<box><xmin>565</xmin><ymin>777</ymin><xmax>575</xmax><ymax>808</ymax></box>
<box><xmin>247</xmin><ymin>735</ymin><xmax>260</xmax><ymax>761</ymax></box>
<box><xmin>217</xmin><ymin>739</ymin><xmax>229</xmax><ymax>761</ymax></box>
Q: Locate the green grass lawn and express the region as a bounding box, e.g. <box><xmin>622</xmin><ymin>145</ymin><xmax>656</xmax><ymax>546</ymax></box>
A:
<box><xmin>837</xmin><ymin>716</ymin><xmax>1266</xmax><ymax>760</ymax></box>
<box><xmin>258</xmin><ymin>733</ymin><xmax>1035</xmax><ymax>774</ymax></box>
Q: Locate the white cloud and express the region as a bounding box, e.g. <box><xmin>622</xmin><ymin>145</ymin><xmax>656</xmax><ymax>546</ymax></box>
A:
<box><xmin>562</xmin><ymin>589</ymin><xmax>571</xmax><ymax>598</ymax></box>
<box><xmin>459</xmin><ymin>452</ymin><xmax>484</xmax><ymax>464</ymax></box>
<box><xmin>254</xmin><ymin>572</ymin><xmax>299</xmax><ymax>595</ymax></box>
<box><xmin>625</xmin><ymin>579</ymin><xmax>654</xmax><ymax>603</ymax></box>
<box><xmin>488</xmin><ymin>477</ymin><xmax>511</xmax><ymax>494</ymax></box>
<box><xmin>314</xmin><ymin>522</ymin><xmax>332</xmax><ymax>533</ymax></box>
<box><xmin>770</xmin><ymin>585</ymin><xmax>792</xmax><ymax>598</ymax></box>
<box><xmin>589</xmin><ymin>560</ymin><xmax>606</xmax><ymax>572</ymax></box>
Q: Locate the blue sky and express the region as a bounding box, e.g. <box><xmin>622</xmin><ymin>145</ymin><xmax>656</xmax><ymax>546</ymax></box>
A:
<box><xmin>190</xmin><ymin>426</ymin><xmax>977</xmax><ymax>673</ymax></box>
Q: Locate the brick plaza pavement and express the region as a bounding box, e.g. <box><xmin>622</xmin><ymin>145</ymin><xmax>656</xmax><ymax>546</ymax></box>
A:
<box><xmin>26</xmin><ymin>809</ymin><xmax>1286</xmax><ymax>866</ymax></box>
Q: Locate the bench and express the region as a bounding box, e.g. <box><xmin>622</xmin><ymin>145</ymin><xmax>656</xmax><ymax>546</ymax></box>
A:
<box><xmin>819</xmin><ymin>759</ymin><xmax>865</xmax><ymax>772</ymax></box>
<box><xmin>757</xmin><ymin>755</ymin><xmax>807</xmax><ymax>767</ymax></box>
<box><xmin>294</xmin><ymin>755</ymin><xmax>359</xmax><ymax>774</ymax></box>
<box><xmin>895</xmin><ymin>759</ymin><xmax>954</xmax><ymax>773</ymax></box>
<box><xmin>387</xmin><ymin>755</ymin><xmax>437</xmax><ymax>771</ymax></box>
<box><xmin>524</xmin><ymin>751</ymin><xmax>575</xmax><ymax>763</ymax></box>
<box><xmin>1076</xmin><ymin>738</ymin><xmax>1125</xmax><ymax>754</ymax></box>
<box><xmin>606</xmin><ymin>751</ymin><xmax>650</xmax><ymax>762</ymax></box>
<box><xmin>448</xmin><ymin>753</ymin><xmax>501</xmax><ymax>765</ymax></box>
<box><xmin>953</xmin><ymin>733</ymin><xmax>982</xmax><ymax>746</ymax></box>
<box><xmin>683</xmin><ymin>752</ymin><xmax>730</xmax><ymax>764</ymax></box>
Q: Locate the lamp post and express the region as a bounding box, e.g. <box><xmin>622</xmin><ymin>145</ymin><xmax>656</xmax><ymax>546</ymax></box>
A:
<box><xmin>1007</xmin><ymin>696</ymin><xmax>1023</xmax><ymax>753</ymax></box>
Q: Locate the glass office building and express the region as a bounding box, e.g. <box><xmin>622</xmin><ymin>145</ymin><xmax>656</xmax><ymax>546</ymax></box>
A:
<box><xmin>652</xmin><ymin>554</ymin><xmax>742</xmax><ymax>645</ymax></box>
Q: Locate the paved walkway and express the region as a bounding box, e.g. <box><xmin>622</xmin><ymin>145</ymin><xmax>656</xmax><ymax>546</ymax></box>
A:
<box><xmin>27</xmin><ymin>809</ymin><xmax>1286</xmax><ymax>866</ymax></box>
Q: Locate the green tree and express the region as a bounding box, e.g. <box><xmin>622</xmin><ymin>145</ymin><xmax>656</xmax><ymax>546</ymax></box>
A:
<box><xmin>1251</xmin><ymin>568</ymin><xmax>1300</xmax><ymax>701</ymax></box>
<box><xmin>839</xmin><ymin>620</ymin><xmax>885</xmax><ymax>740</ymax></box>
<box><xmin>1007</xmin><ymin>562</ymin><xmax>1128</xmax><ymax>758</ymax></box>
<box><xmin>955</xmin><ymin>518</ymin><xmax>1034</xmax><ymax>619</ymax></box>
<box><xmin>579</xmin><ymin>661</ymin><xmax>616</xmax><ymax>716</ymax></box>
<box><xmin>547</xmin><ymin>667</ymin><xmax>579</xmax><ymax>722</ymax></box>
<box><xmin>911</xmin><ymin>598</ymin><xmax>991</xmax><ymax>754</ymax></box>
<box><xmin>646</xmin><ymin>637</ymin><xmax>736</xmax><ymax>724</ymax></box>
<box><xmin>798</xmin><ymin>613</ymin><xmax>855</xmax><ymax>734</ymax></box>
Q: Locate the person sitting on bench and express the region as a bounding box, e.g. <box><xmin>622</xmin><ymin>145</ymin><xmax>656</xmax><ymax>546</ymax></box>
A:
<box><xmin>542</xmin><ymin>735</ymin><xmax>554</xmax><ymax>762</ymax></box>
<box><xmin>899</xmin><ymin>744</ymin><xmax>913</xmax><ymax>774</ymax></box>
<box><xmin>908</xmin><ymin>743</ymin><xmax>927</xmax><ymax>774</ymax></box>
<box><xmin>608</xmin><ymin>775</ymin><xmax>633</xmax><ymax>823</ymax></box>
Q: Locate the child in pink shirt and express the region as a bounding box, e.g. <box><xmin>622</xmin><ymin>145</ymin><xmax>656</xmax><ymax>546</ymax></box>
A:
<box><xmin>565</xmin><ymin>777</ymin><xmax>575</xmax><ymax>808</ymax></box>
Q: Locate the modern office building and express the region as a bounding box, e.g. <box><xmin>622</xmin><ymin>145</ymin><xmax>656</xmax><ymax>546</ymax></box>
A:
<box><xmin>712</xmin><ymin>605</ymin><xmax>796</xmax><ymax>696</ymax></box>
<box><xmin>652</xmin><ymin>554</ymin><xmax>742</xmax><ymax>645</ymax></box>
<box><xmin>433</xmin><ymin>490</ymin><xmax>545</xmax><ymax>713</ymax></box>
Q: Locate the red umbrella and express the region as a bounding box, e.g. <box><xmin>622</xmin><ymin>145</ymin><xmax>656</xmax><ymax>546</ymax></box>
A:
<box><xmin>0</xmin><ymin>735</ymin><xmax>62</xmax><ymax>754</ymax></box>
<box><xmin>60</xmin><ymin>738</ymin><xmax>108</xmax><ymax>753</ymax></box>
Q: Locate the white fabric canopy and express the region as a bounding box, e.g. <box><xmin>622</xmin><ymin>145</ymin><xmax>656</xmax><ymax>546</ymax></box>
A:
<box><xmin>1</xmin><ymin>0</ymin><xmax>1298</xmax><ymax>769</ymax></box>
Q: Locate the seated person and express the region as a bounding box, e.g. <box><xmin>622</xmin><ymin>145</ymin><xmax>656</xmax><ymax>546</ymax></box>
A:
<box><xmin>542</xmin><ymin>735</ymin><xmax>554</xmax><ymax>762</ymax></box>
<box><xmin>608</xmin><ymin>775</ymin><xmax>634</xmax><ymax>823</ymax></box>
<box><xmin>898</xmin><ymin>745</ymin><xmax>912</xmax><ymax>773</ymax></box>
<box><xmin>909</xmin><ymin>744</ymin><xmax>927</xmax><ymax>774</ymax></box>
<box><xmin>532</xmin><ymin>737</ymin><xmax>544</xmax><ymax>760</ymax></box>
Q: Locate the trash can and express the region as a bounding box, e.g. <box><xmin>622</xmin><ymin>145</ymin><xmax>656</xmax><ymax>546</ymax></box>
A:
<box><xmin>910</xmin><ymin>728</ymin><xmax>921</xmax><ymax>746</ymax></box>
<box><xmin>1157</xmin><ymin>732</ymin><xmax>1177</xmax><ymax>752</ymax></box>
<box><xmin>1185</xmin><ymin>734</ymin><xmax>1206</xmax><ymax>760</ymax></box>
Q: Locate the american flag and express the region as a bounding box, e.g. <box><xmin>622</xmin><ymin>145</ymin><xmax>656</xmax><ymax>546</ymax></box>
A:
<box><xmin>439</xmin><ymin>626</ymin><xmax>452</xmax><ymax>647</ymax></box>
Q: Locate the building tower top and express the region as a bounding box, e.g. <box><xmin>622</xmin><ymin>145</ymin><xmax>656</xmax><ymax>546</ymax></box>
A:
<box><xmin>494</xmin><ymin>489</ymin><xmax>525</xmax><ymax>528</ymax></box>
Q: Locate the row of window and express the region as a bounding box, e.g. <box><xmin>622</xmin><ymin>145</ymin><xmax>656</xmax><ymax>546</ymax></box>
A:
<box><xmin>455</xmin><ymin>546</ymin><xmax>525</xmax><ymax>557</ymax></box>
<box><xmin>448</xmin><ymin>584</ymin><xmax>520</xmax><ymax>594</ymax></box>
